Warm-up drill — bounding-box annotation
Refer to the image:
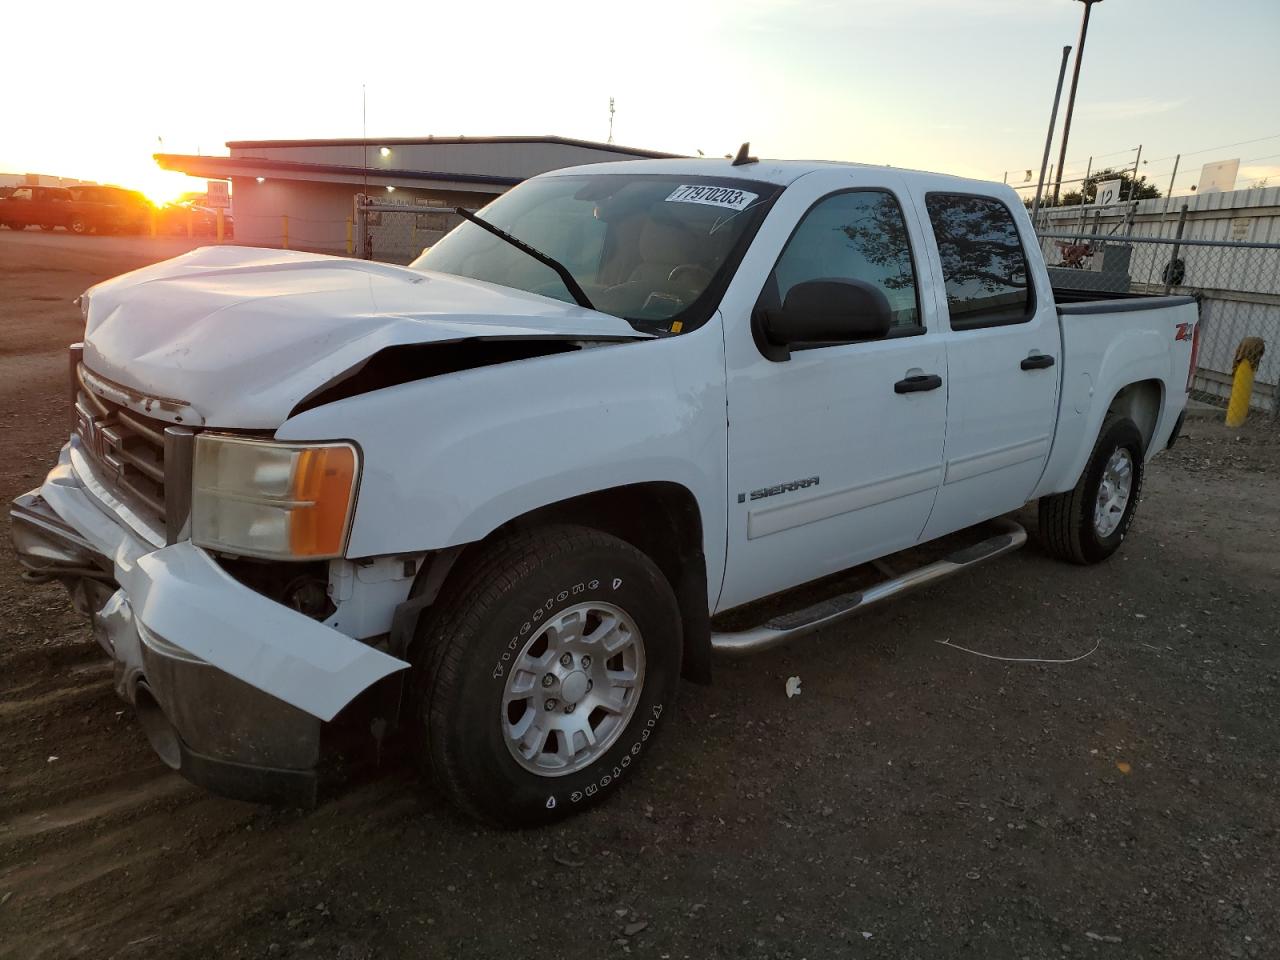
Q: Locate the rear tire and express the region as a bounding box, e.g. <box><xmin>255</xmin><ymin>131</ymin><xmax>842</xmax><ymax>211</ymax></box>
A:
<box><xmin>68</xmin><ymin>216</ymin><xmax>88</xmax><ymax>235</ymax></box>
<box><xmin>1038</xmin><ymin>416</ymin><xmax>1145</xmax><ymax>564</ymax></box>
<box><xmin>7</xmin><ymin>222</ymin><xmax>26</xmax><ymax>231</ymax></box>
<box><xmin>410</xmin><ymin>524</ymin><xmax>682</xmax><ymax>827</ymax></box>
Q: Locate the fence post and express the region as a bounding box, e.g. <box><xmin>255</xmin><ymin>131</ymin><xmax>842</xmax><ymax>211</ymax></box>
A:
<box><xmin>216</xmin><ymin>208</ymin><xmax>224</xmax><ymax>244</ymax></box>
<box><xmin>346</xmin><ymin>217</ymin><xmax>353</xmax><ymax>255</ymax></box>
<box><xmin>186</xmin><ymin>210</ymin><xmax>193</xmax><ymax>239</ymax></box>
<box><xmin>1163</xmin><ymin>204</ymin><xmax>1188</xmax><ymax>295</ymax></box>
<box><xmin>281</xmin><ymin>214</ymin><xmax>289</xmax><ymax>250</ymax></box>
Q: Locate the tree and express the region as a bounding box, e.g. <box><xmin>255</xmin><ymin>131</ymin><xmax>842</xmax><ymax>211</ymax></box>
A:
<box><xmin>1052</xmin><ymin>167</ymin><xmax>1161</xmax><ymax>207</ymax></box>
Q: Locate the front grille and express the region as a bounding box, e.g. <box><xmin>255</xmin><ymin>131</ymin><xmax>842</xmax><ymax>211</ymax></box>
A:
<box><xmin>72</xmin><ymin>358</ymin><xmax>195</xmax><ymax>543</ymax></box>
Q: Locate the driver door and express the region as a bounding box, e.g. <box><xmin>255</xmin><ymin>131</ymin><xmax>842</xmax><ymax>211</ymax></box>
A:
<box><xmin>717</xmin><ymin>170</ymin><xmax>948</xmax><ymax>611</ymax></box>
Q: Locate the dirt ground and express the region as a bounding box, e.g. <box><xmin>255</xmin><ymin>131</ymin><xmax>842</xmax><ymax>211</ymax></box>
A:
<box><xmin>1</xmin><ymin>231</ymin><xmax>1278</xmax><ymax>960</ymax></box>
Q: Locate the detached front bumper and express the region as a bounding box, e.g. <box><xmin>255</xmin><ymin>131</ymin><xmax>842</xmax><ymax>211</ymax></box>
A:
<box><xmin>11</xmin><ymin>444</ymin><xmax>409</xmax><ymax>805</ymax></box>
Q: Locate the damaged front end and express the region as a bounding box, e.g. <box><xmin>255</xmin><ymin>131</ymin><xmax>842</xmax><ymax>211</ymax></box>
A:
<box><xmin>10</xmin><ymin>350</ymin><xmax>411</xmax><ymax>806</ymax></box>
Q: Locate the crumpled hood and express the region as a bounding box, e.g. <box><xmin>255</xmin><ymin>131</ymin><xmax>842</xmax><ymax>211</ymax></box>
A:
<box><xmin>81</xmin><ymin>246</ymin><xmax>645</xmax><ymax>428</ymax></box>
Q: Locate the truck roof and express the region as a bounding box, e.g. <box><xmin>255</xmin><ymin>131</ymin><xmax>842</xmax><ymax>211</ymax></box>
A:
<box><xmin>542</xmin><ymin>156</ymin><xmax>1002</xmax><ymax>193</ymax></box>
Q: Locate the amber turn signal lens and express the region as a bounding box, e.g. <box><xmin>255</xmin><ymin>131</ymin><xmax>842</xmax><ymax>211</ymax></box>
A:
<box><xmin>289</xmin><ymin>445</ymin><xmax>358</xmax><ymax>557</ymax></box>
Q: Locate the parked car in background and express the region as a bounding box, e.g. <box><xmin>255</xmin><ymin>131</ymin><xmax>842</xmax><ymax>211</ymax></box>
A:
<box><xmin>0</xmin><ymin>185</ymin><xmax>113</xmax><ymax>234</ymax></box>
<box><xmin>67</xmin><ymin>185</ymin><xmax>154</xmax><ymax>234</ymax></box>
<box><xmin>159</xmin><ymin>197</ymin><xmax>234</xmax><ymax>238</ymax></box>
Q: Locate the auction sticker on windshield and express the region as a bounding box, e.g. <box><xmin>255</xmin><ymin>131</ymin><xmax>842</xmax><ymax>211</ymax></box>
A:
<box><xmin>665</xmin><ymin>185</ymin><xmax>758</xmax><ymax>211</ymax></box>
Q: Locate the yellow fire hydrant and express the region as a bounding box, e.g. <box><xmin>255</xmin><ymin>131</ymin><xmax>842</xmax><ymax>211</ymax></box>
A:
<box><xmin>1225</xmin><ymin>336</ymin><xmax>1266</xmax><ymax>427</ymax></box>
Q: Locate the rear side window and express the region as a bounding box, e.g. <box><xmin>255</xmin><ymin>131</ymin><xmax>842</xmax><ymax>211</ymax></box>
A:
<box><xmin>925</xmin><ymin>193</ymin><xmax>1033</xmax><ymax>329</ymax></box>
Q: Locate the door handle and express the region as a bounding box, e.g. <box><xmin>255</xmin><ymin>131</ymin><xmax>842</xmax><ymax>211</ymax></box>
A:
<box><xmin>1020</xmin><ymin>354</ymin><xmax>1056</xmax><ymax>370</ymax></box>
<box><xmin>894</xmin><ymin>373</ymin><xmax>943</xmax><ymax>394</ymax></box>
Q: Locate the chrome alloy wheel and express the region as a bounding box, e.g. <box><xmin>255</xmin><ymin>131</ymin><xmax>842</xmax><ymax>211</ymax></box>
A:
<box><xmin>1094</xmin><ymin>447</ymin><xmax>1134</xmax><ymax>538</ymax></box>
<box><xmin>501</xmin><ymin>601</ymin><xmax>646</xmax><ymax>777</ymax></box>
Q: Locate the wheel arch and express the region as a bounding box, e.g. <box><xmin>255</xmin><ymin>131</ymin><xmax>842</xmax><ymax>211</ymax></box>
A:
<box><xmin>408</xmin><ymin>481</ymin><xmax>713</xmax><ymax>684</ymax></box>
<box><xmin>1104</xmin><ymin>378</ymin><xmax>1164</xmax><ymax>456</ymax></box>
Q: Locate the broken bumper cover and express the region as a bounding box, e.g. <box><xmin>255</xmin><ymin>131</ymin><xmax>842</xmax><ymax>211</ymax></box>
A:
<box><xmin>10</xmin><ymin>444</ymin><xmax>409</xmax><ymax>805</ymax></box>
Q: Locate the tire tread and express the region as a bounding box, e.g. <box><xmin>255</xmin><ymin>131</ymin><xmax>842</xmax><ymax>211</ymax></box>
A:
<box><xmin>411</xmin><ymin>524</ymin><xmax>656</xmax><ymax>826</ymax></box>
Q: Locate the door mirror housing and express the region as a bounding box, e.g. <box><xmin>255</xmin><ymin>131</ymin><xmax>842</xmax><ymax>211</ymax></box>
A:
<box><xmin>757</xmin><ymin>278</ymin><xmax>893</xmax><ymax>361</ymax></box>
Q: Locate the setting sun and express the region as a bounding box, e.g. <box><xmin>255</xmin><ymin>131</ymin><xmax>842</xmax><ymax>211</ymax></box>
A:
<box><xmin>134</xmin><ymin>168</ymin><xmax>207</xmax><ymax>205</ymax></box>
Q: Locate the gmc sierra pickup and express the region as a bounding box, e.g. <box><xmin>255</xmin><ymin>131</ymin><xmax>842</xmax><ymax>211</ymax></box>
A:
<box><xmin>12</xmin><ymin>155</ymin><xmax>1199</xmax><ymax>826</ymax></box>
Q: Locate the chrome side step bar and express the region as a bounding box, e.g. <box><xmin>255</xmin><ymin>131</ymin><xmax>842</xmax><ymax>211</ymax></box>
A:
<box><xmin>710</xmin><ymin>518</ymin><xmax>1027</xmax><ymax>657</ymax></box>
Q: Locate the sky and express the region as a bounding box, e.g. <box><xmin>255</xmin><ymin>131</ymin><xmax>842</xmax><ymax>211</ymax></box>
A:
<box><xmin>3</xmin><ymin>0</ymin><xmax>1278</xmax><ymax>203</ymax></box>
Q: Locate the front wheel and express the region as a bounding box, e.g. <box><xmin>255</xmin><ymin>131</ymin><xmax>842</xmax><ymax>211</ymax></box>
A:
<box><xmin>1038</xmin><ymin>416</ymin><xmax>1145</xmax><ymax>564</ymax></box>
<box><xmin>410</xmin><ymin>525</ymin><xmax>681</xmax><ymax>827</ymax></box>
<box><xmin>67</xmin><ymin>216</ymin><xmax>89</xmax><ymax>235</ymax></box>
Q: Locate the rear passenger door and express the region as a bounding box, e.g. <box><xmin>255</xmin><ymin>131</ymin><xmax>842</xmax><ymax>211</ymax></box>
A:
<box><xmin>916</xmin><ymin>191</ymin><xmax>1060</xmax><ymax>540</ymax></box>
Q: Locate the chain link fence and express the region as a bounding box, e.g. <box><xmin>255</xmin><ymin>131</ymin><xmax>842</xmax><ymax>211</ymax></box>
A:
<box><xmin>1035</xmin><ymin>227</ymin><xmax>1280</xmax><ymax>418</ymax></box>
<box><xmin>354</xmin><ymin>195</ymin><xmax>474</xmax><ymax>265</ymax></box>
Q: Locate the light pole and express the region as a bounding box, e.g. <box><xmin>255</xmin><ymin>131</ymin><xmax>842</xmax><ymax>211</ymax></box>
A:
<box><xmin>1051</xmin><ymin>0</ymin><xmax>1103</xmax><ymax>207</ymax></box>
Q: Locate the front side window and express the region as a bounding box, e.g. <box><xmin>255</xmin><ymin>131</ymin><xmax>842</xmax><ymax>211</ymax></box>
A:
<box><xmin>767</xmin><ymin>189</ymin><xmax>921</xmax><ymax>333</ymax></box>
<box><xmin>411</xmin><ymin>173</ymin><xmax>780</xmax><ymax>332</ymax></box>
<box><xmin>925</xmin><ymin>193</ymin><xmax>1033</xmax><ymax>329</ymax></box>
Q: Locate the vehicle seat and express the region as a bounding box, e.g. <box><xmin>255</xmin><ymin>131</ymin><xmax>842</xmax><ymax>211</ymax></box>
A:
<box><xmin>627</xmin><ymin>220</ymin><xmax>703</xmax><ymax>286</ymax></box>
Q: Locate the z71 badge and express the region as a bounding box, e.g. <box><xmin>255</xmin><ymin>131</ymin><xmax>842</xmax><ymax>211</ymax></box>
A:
<box><xmin>745</xmin><ymin>476</ymin><xmax>820</xmax><ymax>502</ymax></box>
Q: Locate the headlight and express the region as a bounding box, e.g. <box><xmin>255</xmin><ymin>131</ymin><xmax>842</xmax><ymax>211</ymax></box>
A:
<box><xmin>191</xmin><ymin>435</ymin><xmax>359</xmax><ymax>560</ymax></box>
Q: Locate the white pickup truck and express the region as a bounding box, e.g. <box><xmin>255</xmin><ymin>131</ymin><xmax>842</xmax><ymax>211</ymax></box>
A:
<box><xmin>12</xmin><ymin>155</ymin><xmax>1200</xmax><ymax>826</ymax></box>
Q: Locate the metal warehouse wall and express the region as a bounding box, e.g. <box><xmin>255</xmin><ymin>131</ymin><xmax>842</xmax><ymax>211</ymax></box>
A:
<box><xmin>229</xmin><ymin>178</ymin><xmax>498</xmax><ymax>255</ymax></box>
<box><xmin>1041</xmin><ymin>187</ymin><xmax>1280</xmax><ymax>409</ymax></box>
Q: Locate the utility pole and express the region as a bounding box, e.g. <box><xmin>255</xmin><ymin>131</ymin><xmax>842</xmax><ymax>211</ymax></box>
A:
<box><xmin>1051</xmin><ymin>0</ymin><xmax>1104</xmax><ymax>207</ymax></box>
<box><xmin>1162</xmin><ymin>154</ymin><xmax>1181</xmax><ymax>225</ymax></box>
<box><xmin>608</xmin><ymin>97</ymin><xmax>616</xmax><ymax>144</ymax></box>
<box><xmin>1032</xmin><ymin>45</ymin><xmax>1073</xmax><ymax>229</ymax></box>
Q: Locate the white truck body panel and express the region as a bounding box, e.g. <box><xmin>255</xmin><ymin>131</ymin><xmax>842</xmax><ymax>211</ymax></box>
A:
<box><xmin>1033</xmin><ymin>301</ymin><xmax>1197</xmax><ymax>498</ymax></box>
<box><xmin>82</xmin><ymin>245</ymin><xmax>646</xmax><ymax>428</ymax></box>
<box><xmin>278</xmin><ymin>317</ymin><xmax>731</xmax><ymax>602</ymax></box>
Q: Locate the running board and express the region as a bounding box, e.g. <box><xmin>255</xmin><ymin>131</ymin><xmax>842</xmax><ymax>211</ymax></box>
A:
<box><xmin>710</xmin><ymin>518</ymin><xmax>1027</xmax><ymax>657</ymax></box>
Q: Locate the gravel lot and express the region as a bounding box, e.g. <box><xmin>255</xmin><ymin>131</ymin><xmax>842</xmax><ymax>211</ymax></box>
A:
<box><xmin>1</xmin><ymin>231</ymin><xmax>1278</xmax><ymax>960</ymax></box>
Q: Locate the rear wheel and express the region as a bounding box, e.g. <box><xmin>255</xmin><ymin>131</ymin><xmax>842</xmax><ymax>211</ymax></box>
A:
<box><xmin>1038</xmin><ymin>416</ymin><xmax>1145</xmax><ymax>564</ymax></box>
<box><xmin>67</xmin><ymin>216</ymin><xmax>88</xmax><ymax>235</ymax></box>
<box><xmin>410</xmin><ymin>525</ymin><xmax>681</xmax><ymax>827</ymax></box>
<box><xmin>7</xmin><ymin>222</ymin><xmax>26</xmax><ymax>231</ymax></box>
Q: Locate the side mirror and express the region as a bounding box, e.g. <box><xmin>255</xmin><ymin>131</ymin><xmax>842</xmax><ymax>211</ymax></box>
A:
<box><xmin>757</xmin><ymin>278</ymin><xmax>893</xmax><ymax>361</ymax></box>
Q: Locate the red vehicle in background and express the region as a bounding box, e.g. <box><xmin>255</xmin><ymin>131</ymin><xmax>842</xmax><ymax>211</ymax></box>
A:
<box><xmin>0</xmin><ymin>185</ymin><xmax>119</xmax><ymax>234</ymax></box>
<box><xmin>67</xmin><ymin>185</ymin><xmax>154</xmax><ymax>234</ymax></box>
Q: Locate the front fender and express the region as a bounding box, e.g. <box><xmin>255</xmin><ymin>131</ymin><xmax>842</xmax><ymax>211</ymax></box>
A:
<box><xmin>277</xmin><ymin>318</ymin><xmax>729</xmax><ymax>603</ymax></box>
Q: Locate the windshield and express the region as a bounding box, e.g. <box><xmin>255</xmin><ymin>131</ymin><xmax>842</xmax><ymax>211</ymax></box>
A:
<box><xmin>410</xmin><ymin>173</ymin><xmax>780</xmax><ymax>331</ymax></box>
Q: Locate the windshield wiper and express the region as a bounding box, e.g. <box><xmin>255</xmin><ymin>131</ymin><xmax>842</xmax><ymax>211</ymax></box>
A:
<box><xmin>453</xmin><ymin>207</ymin><xmax>595</xmax><ymax>311</ymax></box>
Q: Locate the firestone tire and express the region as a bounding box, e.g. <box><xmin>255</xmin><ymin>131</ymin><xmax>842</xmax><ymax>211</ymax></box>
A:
<box><xmin>1037</xmin><ymin>416</ymin><xmax>1145</xmax><ymax>565</ymax></box>
<box><xmin>410</xmin><ymin>525</ymin><xmax>682</xmax><ymax>828</ymax></box>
